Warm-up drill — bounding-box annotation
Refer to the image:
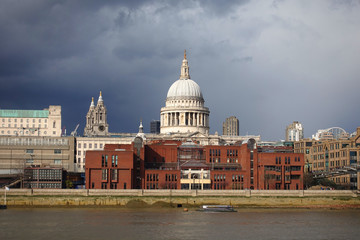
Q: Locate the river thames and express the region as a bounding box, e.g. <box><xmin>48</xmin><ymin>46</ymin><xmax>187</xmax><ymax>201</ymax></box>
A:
<box><xmin>1</xmin><ymin>208</ymin><xmax>359</xmax><ymax>240</ymax></box>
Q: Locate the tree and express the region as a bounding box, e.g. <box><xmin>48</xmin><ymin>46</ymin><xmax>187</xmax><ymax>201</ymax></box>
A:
<box><xmin>303</xmin><ymin>172</ymin><xmax>316</xmax><ymax>189</ymax></box>
<box><xmin>316</xmin><ymin>178</ymin><xmax>337</xmax><ymax>189</ymax></box>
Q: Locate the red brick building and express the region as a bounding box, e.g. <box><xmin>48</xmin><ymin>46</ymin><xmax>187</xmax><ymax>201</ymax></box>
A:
<box><xmin>85</xmin><ymin>138</ymin><xmax>147</xmax><ymax>189</ymax></box>
<box><xmin>85</xmin><ymin>137</ymin><xmax>304</xmax><ymax>190</ymax></box>
<box><xmin>257</xmin><ymin>150</ymin><xmax>304</xmax><ymax>190</ymax></box>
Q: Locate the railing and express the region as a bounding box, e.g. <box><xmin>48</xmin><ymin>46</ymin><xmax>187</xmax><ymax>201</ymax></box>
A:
<box><xmin>2</xmin><ymin>189</ymin><xmax>358</xmax><ymax>197</ymax></box>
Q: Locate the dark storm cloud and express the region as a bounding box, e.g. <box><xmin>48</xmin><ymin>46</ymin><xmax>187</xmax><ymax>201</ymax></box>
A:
<box><xmin>0</xmin><ymin>0</ymin><xmax>359</xmax><ymax>139</ymax></box>
<box><xmin>0</xmin><ymin>0</ymin><xmax>150</xmax><ymax>77</ymax></box>
<box><xmin>0</xmin><ymin>1</ymin><xmax>92</xmax><ymax>77</ymax></box>
<box><xmin>198</xmin><ymin>0</ymin><xmax>250</xmax><ymax>16</ymax></box>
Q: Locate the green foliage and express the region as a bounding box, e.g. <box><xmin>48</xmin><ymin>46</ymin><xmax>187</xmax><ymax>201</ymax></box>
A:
<box><xmin>316</xmin><ymin>178</ymin><xmax>337</xmax><ymax>189</ymax></box>
<box><xmin>65</xmin><ymin>180</ymin><xmax>74</xmax><ymax>189</ymax></box>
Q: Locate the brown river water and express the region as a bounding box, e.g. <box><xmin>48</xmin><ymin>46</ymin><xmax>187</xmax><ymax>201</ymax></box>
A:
<box><xmin>1</xmin><ymin>208</ymin><xmax>359</xmax><ymax>240</ymax></box>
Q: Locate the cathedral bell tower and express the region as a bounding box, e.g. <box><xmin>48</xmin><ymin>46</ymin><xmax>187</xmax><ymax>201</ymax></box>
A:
<box><xmin>83</xmin><ymin>91</ymin><xmax>109</xmax><ymax>136</ymax></box>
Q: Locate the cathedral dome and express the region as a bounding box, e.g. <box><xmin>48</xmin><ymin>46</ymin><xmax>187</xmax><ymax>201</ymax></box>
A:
<box><xmin>166</xmin><ymin>50</ymin><xmax>204</xmax><ymax>101</ymax></box>
<box><xmin>166</xmin><ymin>79</ymin><xmax>203</xmax><ymax>101</ymax></box>
<box><xmin>160</xmin><ymin>51</ymin><xmax>210</xmax><ymax>135</ymax></box>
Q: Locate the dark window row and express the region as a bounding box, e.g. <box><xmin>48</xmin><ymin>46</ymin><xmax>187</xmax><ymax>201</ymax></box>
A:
<box><xmin>147</xmin><ymin>173</ymin><xmax>159</xmax><ymax>182</ymax></box>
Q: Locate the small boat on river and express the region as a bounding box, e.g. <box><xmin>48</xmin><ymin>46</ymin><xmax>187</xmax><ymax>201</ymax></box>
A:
<box><xmin>198</xmin><ymin>205</ymin><xmax>236</xmax><ymax>212</ymax></box>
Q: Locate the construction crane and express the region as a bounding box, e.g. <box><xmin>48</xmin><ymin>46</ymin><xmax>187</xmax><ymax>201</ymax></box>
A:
<box><xmin>71</xmin><ymin>124</ymin><xmax>80</xmax><ymax>136</ymax></box>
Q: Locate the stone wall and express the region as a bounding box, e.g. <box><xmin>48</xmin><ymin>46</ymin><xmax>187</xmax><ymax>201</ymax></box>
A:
<box><xmin>2</xmin><ymin>189</ymin><xmax>359</xmax><ymax>208</ymax></box>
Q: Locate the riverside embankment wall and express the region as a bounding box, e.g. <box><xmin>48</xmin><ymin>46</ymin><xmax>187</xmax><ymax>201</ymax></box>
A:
<box><xmin>3</xmin><ymin>189</ymin><xmax>360</xmax><ymax>208</ymax></box>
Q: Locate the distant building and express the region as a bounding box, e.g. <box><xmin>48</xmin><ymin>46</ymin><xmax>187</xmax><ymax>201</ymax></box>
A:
<box><xmin>312</xmin><ymin>127</ymin><xmax>349</xmax><ymax>140</ymax></box>
<box><xmin>83</xmin><ymin>91</ymin><xmax>109</xmax><ymax>137</ymax></box>
<box><xmin>294</xmin><ymin>127</ymin><xmax>360</xmax><ymax>190</ymax></box>
<box><xmin>222</xmin><ymin>116</ymin><xmax>239</xmax><ymax>136</ymax></box>
<box><xmin>150</xmin><ymin>120</ymin><xmax>160</xmax><ymax>134</ymax></box>
<box><xmin>286</xmin><ymin>121</ymin><xmax>304</xmax><ymax>141</ymax></box>
<box><xmin>75</xmin><ymin>135</ymin><xmax>133</xmax><ymax>172</ymax></box>
<box><xmin>23</xmin><ymin>167</ymin><xmax>66</xmax><ymax>189</ymax></box>
<box><xmin>0</xmin><ymin>136</ymin><xmax>75</xmax><ymax>175</ymax></box>
<box><xmin>0</xmin><ymin>105</ymin><xmax>62</xmax><ymax>137</ymax></box>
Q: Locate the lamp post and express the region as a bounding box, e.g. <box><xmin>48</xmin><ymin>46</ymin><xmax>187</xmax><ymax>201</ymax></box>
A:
<box><xmin>4</xmin><ymin>186</ymin><xmax>7</xmax><ymax>205</ymax></box>
<box><xmin>1</xmin><ymin>186</ymin><xmax>9</xmax><ymax>209</ymax></box>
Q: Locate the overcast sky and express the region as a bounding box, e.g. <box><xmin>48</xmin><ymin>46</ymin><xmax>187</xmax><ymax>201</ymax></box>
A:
<box><xmin>0</xmin><ymin>0</ymin><xmax>359</xmax><ymax>140</ymax></box>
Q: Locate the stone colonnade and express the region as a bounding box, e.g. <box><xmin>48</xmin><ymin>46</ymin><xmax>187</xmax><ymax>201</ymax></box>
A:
<box><xmin>161</xmin><ymin>111</ymin><xmax>209</xmax><ymax>128</ymax></box>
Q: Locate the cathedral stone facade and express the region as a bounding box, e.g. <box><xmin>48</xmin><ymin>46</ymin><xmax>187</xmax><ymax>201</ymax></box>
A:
<box><xmin>83</xmin><ymin>92</ymin><xmax>109</xmax><ymax>137</ymax></box>
<box><xmin>160</xmin><ymin>51</ymin><xmax>210</xmax><ymax>134</ymax></box>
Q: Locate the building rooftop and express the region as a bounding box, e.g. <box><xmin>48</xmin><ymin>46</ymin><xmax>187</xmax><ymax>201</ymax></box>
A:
<box><xmin>0</xmin><ymin>109</ymin><xmax>49</xmax><ymax>118</ymax></box>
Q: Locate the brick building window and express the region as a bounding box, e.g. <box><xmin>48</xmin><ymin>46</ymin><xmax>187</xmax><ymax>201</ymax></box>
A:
<box><xmin>165</xmin><ymin>174</ymin><xmax>177</xmax><ymax>182</ymax></box>
<box><xmin>111</xmin><ymin>169</ymin><xmax>118</xmax><ymax>181</ymax></box>
<box><xmin>102</xmin><ymin>169</ymin><xmax>108</xmax><ymax>181</ymax></box>
<box><xmin>102</xmin><ymin>155</ymin><xmax>108</xmax><ymax>167</ymax></box>
<box><xmin>232</xmin><ymin>175</ymin><xmax>243</xmax><ymax>182</ymax></box>
<box><xmin>147</xmin><ymin>174</ymin><xmax>159</xmax><ymax>189</ymax></box>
